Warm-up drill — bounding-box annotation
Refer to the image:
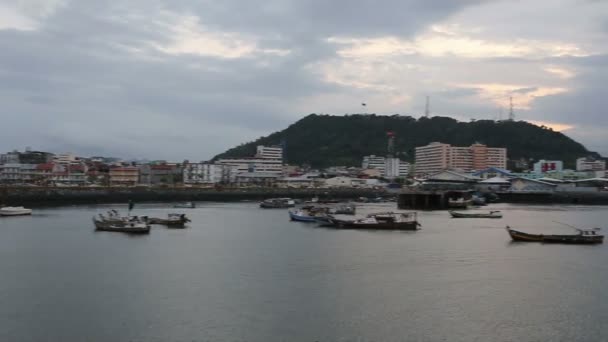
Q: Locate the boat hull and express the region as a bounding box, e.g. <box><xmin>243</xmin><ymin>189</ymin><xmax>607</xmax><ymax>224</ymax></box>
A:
<box><xmin>506</xmin><ymin>227</ymin><xmax>603</xmax><ymax>244</ymax></box>
<box><xmin>93</xmin><ymin>218</ymin><xmax>151</xmax><ymax>234</ymax></box>
<box><xmin>449</xmin><ymin>211</ymin><xmax>502</xmax><ymax>219</ymax></box>
<box><xmin>329</xmin><ymin>219</ymin><xmax>420</xmax><ymax>231</ymax></box>
<box><xmin>289</xmin><ymin>211</ymin><xmax>317</xmax><ymax>222</ymax></box>
<box><xmin>0</xmin><ymin>210</ymin><xmax>32</xmax><ymax>216</ymax></box>
<box><xmin>0</xmin><ymin>206</ymin><xmax>32</xmax><ymax>216</ymax></box>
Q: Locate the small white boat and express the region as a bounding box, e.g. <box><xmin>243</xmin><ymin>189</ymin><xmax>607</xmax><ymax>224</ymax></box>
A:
<box><xmin>0</xmin><ymin>206</ymin><xmax>33</xmax><ymax>216</ymax></box>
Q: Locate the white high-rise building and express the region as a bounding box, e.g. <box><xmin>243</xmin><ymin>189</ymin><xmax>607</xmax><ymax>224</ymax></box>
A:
<box><xmin>183</xmin><ymin>163</ymin><xmax>237</xmax><ymax>184</ymax></box>
<box><xmin>256</xmin><ymin>145</ymin><xmax>283</xmax><ymax>160</ymax></box>
<box><xmin>216</xmin><ymin>158</ymin><xmax>283</xmax><ymax>176</ymax></box>
<box><xmin>362</xmin><ymin>155</ymin><xmax>386</xmax><ymax>172</ymax></box>
<box><xmin>362</xmin><ymin>155</ymin><xmax>410</xmax><ymax>178</ymax></box>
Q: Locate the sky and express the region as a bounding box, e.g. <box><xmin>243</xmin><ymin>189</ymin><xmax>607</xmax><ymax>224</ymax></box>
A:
<box><xmin>1</xmin><ymin>0</ymin><xmax>607</xmax><ymax>161</ymax></box>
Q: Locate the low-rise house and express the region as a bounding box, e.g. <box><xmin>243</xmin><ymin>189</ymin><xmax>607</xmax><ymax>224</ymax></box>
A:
<box><xmin>472</xmin><ymin>167</ymin><xmax>513</xmax><ymax>180</ymax></box>
<box><xmin>109</xmin><ymin>166</ymin><xmax>139</xmax><ymax>186</ymax></box>
<box><xmin>234</xmin><ymin>172</ymin><xmax>279</xmax><ymax>187</ymax></box>
<box><xmin>51</xmin><ymin>164</ymin><xmax>87</xmax><ymax>185</ymax></box>
<box><xmin>323</xmin><ymin>176</ymin><xmax>366</xmax><ymax>188</ymax></box>
<box><xmin>475</xmin><ymin>176</ymin><xmax>511</xmax><ymax>192</ymax></box>
<box><xmin>508</xmin><ymin>177</ymin><xmax>557</xmax><ymax>192</ymax></box>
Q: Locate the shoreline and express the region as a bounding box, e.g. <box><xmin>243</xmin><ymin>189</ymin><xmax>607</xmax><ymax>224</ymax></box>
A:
<box><xmin>0</xmin><ymin>186</ymin><xmax>387</xmax><ymax>208</ymax></box>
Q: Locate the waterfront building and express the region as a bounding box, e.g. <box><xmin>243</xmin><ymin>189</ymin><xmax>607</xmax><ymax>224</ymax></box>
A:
<box><xmin>472</xmin><ymin>167</ymin><xmax>513</xmax><ymax>180</ymax></box>
<box><xmin>0</xmin><ymin>164</ymin><xmax>36</xmax><ymax>184</ymax></box>
<box><xmin>1</xmin><ymin>149</ymin><xmax>54</xmax><ymax>164</ymax></box>
<box><xmin>182</xmin><ymin>163</ymin><xmax>234</xmax><ymax>184</ymax></box>
<box><xmin>234</xmin><ymin>172</ymin><xmax>280</xmax><ymax>187</ymax></box>
<box><xmin>415</xmin><ymin>142</ymin><xmax>507</xmax><ymax>177</ymax></box>
<box><xmin>109</xmin><ymin>166</ymin><xmax>139</xmax><ymax>186</ymax></box>
<box><xmin>51</xmin><ymin>164</ymin><xmax>87</xmax><ymax>185</ymax></box>
<box><xmin>576</xmin><ymin>157</ymin><xmax>606</xmax><ymax>172</ymax></box>
<box><xmin>509</xmin><ymin>177</ymin><xmax>557</xmax><ymax>192</ymax></box>
<box><xmin>532</xmin><ymin>160</ymin><xmax>563</xmax><ymax>174</ymax></box>
<box><xmin>256</xmin><ymin>145</ymin><xmax>283</xmax><ymax>160</ymax></box>
<box><xmin>53</xmin><ymin>153</ymin><xmax>80</xmax><ymax>165</ymax></box>
<box><xmin>324</xmin><ymin>176</ymin><xmax>366</xmax><ymax>188</ymax></box>
<box><xmin>216</xmin><ymin>145</ymin><xmax>284</xmax><ymax>181</ymax></box>
<box><xmin>216</xmin><ymin>157</ymin><xmax>283</xmax><ymax>176</ymax></box>
<box><xmin>362</xmin><ymin>155</ymin><xmax>386</xmax><ymax>171</ymax></box>
<box><xmin>362</xmin><ymin>155</ymin><xmax>410</xmax><ymax>178</ymax></box>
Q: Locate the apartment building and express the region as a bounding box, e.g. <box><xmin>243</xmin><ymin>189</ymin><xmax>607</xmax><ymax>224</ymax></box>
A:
<box><xmin>109</xmin><ymin>166</ymin><xmax>139</xmax><ymax>186</ymax></box>
<box><xmin>415</xmin><ymin>142</ymin><xmax>507</xmax><ymax>176</ymax></box>
<box><xmin>576</xmin><ymin>157</ymin><xmax>606</xmax><ymax>171</ymax></box>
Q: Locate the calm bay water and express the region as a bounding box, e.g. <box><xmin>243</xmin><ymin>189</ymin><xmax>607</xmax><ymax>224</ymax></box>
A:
<box><xmin>1</xmin><ymin>202</ymin><xmax>607</xmax><ymax>341</ymax></box>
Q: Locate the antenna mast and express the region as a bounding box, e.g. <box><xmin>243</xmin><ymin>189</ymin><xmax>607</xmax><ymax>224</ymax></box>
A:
<box><xmin>424</xmin><ymin>96</ymin><xmax>430</xmax><ymax>117</ymax></box>
<box><xmin>509</xmin><ymin>96</ymin><xmax>515</xmax><ymax>121</ymax></box>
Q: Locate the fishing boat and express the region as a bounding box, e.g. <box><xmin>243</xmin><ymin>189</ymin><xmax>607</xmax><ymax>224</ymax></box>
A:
<box><xmin>506</xmin><ymin>226</ymin><xmax>603</xmax><ymax>244</ymax></box>
<box><xmin>0</xmin><ymin>206</ymin><xmax>32</xmax><ymax>216</ymax></box>
<box><xmin>449</xmin><ymin>210</ymin><xmax>502</xmax><ymax>219</ymax></box>
<box><xmin>289</xmin><ymin>209</ymin><xmax>318</xmax><ymax>222</ymax></box>
<box><xmin>448</xmin><ymin>198</ymin><xmax>472</xmax><ymax>209</ymax></box>
<box><xmin>174</xmin><ymin>202</ymin><xmax>195</xmax><ymax>209</ymax></box>
<box><xmin>92</xmin><ymin>216</ymin><xmax>151</xmax><ymax>234</ymax></box>
<box><xmin>327</xmin><ymin>212</ymin><xmax>420</xmax><ymax>231</ymax></box>
<box><xmin>148</xmin><ymin>213</ymin><xmax>190</xmax><ymax>228</ymax></box>
<box><xmin>260</xmin><ymin>198</ymin><xmax>295</xmax><ymax>208</ymax></box>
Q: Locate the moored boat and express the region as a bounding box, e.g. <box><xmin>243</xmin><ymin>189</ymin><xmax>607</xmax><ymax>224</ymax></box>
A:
<box><xmin>506</xmin><ymin>226</ymin><xmax>603</xmax><ymax>244</ymax></box>
<box><xmin>260</xmin><ymin>198</ymin><xmax>295</xmax><ymax>208</ymax></box>
<box><xmin>449</xmin><ymin>210</ymin><xmax>502</xmax><ymax>219</ymax></box>
<box><xmin>93</xmin><ymin>216</ymin><xmax>151</xmax><ymax>234</ymax></box>
<box><xmin>327</xmin><ymin>212</ymin><xmax>420</xmax><ymax>231</ymax></box>
<box><xmin>0</xmin><ymin>206</ymin><xmax>32</xmax><ymax>216</ymax></box>
<box><xmin>289</xmin><ymin>209</ymin><xmax>318</xmax><ymax>222</ymax></box>
<box><xmin>148</xmin><ymin>213</ymin><xmax>190</xmax><ymax>228</ymax></box>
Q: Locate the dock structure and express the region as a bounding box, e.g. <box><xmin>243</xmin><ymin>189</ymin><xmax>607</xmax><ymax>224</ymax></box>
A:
<box><xmin>398</xmin><ymin>190</ymin><xmax>472</xmax><ymax>210</ymax></box>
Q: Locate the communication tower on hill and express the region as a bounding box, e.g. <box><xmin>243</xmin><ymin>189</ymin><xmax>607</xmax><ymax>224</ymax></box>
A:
<box><xmin>424</xmin><ymin>96</ymin><xmax>430</xmax><ymax>117</ymax></box>
<box><xmin>509</xmin><ymin>96</ymin><xmax>515</xmax><ymax>121</ymax></box>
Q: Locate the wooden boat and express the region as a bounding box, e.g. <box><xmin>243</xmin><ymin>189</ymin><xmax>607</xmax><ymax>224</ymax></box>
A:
<box><xmin>449</xmin><ymin>210</ymin><xmax>502</xmax><ymax>219</ymax></box>
<box><xmin>327</xmin><ymin>212</ymin><xmax>421</xmax><ymax>231</ymax></box>
<box><xmin>260</xmin><ymin>198</ymin><xmax>295</xmax><ymax>208</ymax></box>
<box><xmin>174</xmin><ymin>202</ymin><xmax>195</xmax><ymax>209</ymax></box>
<box><xmin>93</xmin><ymin>217</ymin><xmax>151</xmax><ymax>233</ymax></box>
<box><xmin>448</xmin><ymin>198</ymin><xmax>472</xmax><ymax>209</ymax></box>
<box><xmin>0</xmin><ymin>206</ymin><xmax>32</xmax><ymax>216</ymax></box>
<box><xmin>506</xmin><ymin>226</ymin><xmax>603</xmax><ymax>244</ymax></box>
<box><xmin>148</xmin><ymin>213</ymin><xmax>190</xmax><ymax>228</ymax></box>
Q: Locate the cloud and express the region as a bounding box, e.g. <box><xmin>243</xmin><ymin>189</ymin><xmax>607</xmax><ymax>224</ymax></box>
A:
<box><xmin>0</xmin><ymin>0</ymin><xmax>607</xmax><ymax>160</ymax></box>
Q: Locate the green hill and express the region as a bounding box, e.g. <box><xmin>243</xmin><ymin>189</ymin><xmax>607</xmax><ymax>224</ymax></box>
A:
<box><xmin>213</xmin><ymin>114</ymin><xmax>600</xmax><ymax>169</ymax></box>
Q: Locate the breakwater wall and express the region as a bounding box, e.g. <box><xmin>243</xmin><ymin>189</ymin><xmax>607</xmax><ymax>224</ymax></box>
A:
<box><xmin>495</xmin><ymin>191</ymin><xmax>608</xmax><ymax>205</ymax></box>
<box><xmin>398</xmin><ymin>190</ymin><xmax>608</xmax><ymax>210</ymax></box>
<box><xmin>0</xmin><ymin>187</ymin><xmax>385</xmax><ymax>207</ymax></box>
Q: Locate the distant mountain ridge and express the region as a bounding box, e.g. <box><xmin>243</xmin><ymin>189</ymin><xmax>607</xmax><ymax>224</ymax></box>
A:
<box><xmin>213</xmin><ymin>114</ymin><xmax>601</xmax><ymax>169</ymax></box>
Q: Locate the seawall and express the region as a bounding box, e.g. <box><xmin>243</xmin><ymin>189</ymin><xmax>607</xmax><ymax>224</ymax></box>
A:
<box><xmin>0</xmin><ymin>186</ymin><xmax>385</xmax><ymax>207</ymax></box>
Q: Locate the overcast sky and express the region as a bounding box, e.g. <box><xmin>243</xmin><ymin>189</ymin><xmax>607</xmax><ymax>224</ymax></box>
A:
<box><xmin>1</xmin><ymin>0</ymin><xmax>607</xmax><ymax>161</ymax></box>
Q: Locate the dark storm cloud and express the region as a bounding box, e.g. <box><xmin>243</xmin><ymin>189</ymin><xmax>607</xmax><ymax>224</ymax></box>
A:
<box><xmin>0</xmin><ymin>0</ymin><xmax>483</xmax><ymax>160</ymax></box>
<box><xmin>163</xmin><ymin>0</ymin><xmax>486</xmax><ymax>38</ymax></box>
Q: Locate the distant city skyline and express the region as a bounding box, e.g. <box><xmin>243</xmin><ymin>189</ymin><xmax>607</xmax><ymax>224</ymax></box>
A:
<box><xmin>1</xmin><ymin>0</ymin><xmax>607</xmax><ymax>159</ymax></box>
